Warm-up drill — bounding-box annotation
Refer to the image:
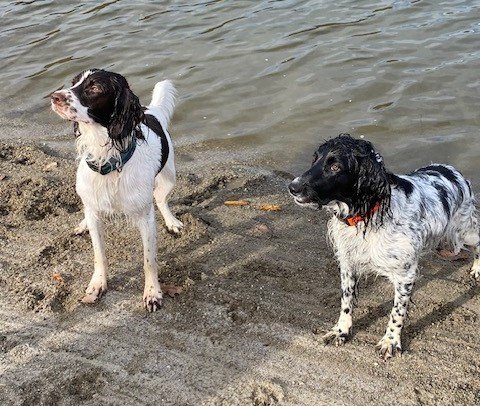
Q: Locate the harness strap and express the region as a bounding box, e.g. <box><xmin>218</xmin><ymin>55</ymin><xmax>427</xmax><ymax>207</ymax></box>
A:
<box><xmin>85</xmin><ymin>113</ymin><xmax>170</xmax><ymax>175</ymax></box>
<box><xmin>86</xmin><ymin>136</ymin><xmax>137</xmax><ymax>175</ymax></box>
<box><xmin>144</xmin><ymin>114</ymin><xmax>169</xmax><ymax>173</ymax></box>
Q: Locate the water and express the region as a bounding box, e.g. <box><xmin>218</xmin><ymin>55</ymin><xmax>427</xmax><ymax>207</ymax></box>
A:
<box><xmin>1</xmin><ymin>0</ymin><xmax>479</xmax><ymax>182</ymax></box>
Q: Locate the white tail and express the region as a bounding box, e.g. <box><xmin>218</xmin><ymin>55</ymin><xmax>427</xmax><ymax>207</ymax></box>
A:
<box><xmin>149</xmin><ymin>80</ymin><xmax>176</xmax><ymax>127</ymax></box>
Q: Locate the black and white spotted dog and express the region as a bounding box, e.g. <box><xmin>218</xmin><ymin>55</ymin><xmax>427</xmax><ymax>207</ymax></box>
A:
<box><xmin>51</xmin><ymin>69</ymin><xmax>183</xmax><ymax>312</ymax></box>
<box><xmin>289</xmin><ymin>134</ymin><xmax>480</xmax><ymax>359</ymax></box>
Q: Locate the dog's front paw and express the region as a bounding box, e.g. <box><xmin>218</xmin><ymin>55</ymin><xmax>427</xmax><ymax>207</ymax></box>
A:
<box><xmin>376</xmin><ymin>334</ymin><xmax>402</xmax><ymax>360</ymax></box>
<box><xmin>143</xmin><ymin>287</ymin><xmax>163</xmax><ymax>312</ymax></box>
<box><xmin>81</xmin><ymin>280</ymin><xmax>107</xmax><ymax>304</ymax></box>
<box><xmin>322</xmin><ymin>326</ymin><xmax>351</xmax><ymax>347</ymax></box>
<box><xmin>166</xmin><ymin>218</ymin><xmax>183</xmax><ymax>235</ymax></box>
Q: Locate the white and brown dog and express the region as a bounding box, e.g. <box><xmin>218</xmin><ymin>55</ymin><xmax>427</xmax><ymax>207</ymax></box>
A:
<box><xmin>51</xmin><ymin>69</ymin><xmax>183</xmax><ymax>312</ymax></box>
<box><xmin>289</xmin><ymin>134</ymin><xmax>480</xmax><ymax>359</ymax></box>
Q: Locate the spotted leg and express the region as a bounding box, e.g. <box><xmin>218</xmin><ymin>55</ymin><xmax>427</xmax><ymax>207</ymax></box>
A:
<box><xmin>323</xmin><ymin>265</ymin><xmax>357</xmax><ymax>346</ymax></box>
<box><xmin>377</xmin><ymin>268</ymin><xmax>416</xmax><ymax>360</ymax></box>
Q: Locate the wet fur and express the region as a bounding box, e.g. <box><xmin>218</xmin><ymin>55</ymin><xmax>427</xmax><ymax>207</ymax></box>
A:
<box><xmin>289</xmin><ymin>134</ymin><xmax>480</xmax><ymax>359</ymax></box>
<box><xmin>51</xmin><ymin>69</ymin><xmax>183</xmax><ymax>311</ymax></box>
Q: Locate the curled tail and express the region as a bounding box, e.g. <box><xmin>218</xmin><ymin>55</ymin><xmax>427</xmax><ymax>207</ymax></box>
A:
<box><xmin>149</xmin><ymin>80</ymin><xmax>176</xmax><ymax>127</ymax></box>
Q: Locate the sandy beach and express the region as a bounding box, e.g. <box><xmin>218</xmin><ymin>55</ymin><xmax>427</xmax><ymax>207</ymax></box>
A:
<box><xmin>0</xmin><ymin>141</ymin><xmax>479</xmax><ymax>405</ymax></box>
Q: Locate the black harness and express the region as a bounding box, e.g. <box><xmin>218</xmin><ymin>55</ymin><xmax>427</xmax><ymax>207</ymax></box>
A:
<box><xmin>144</xmin><ymin>114</ymin><xmax>169</xmax><ymax>174</ymax></box>
<box><xmin>84</xmin><ymin>113</ymin><xmax>169</xmax><ymax>175</ymax></box>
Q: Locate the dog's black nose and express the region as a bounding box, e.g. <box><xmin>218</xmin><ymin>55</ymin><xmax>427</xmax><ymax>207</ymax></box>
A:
<box><xmin>289</xmin><ymin>178</ymin><xmax>305</xmax><ymax>195</ymax></box>
<box><xmin>51</xmin><ymin>91</ymin><xmax>67</xmax><ymax>105</ymax></box>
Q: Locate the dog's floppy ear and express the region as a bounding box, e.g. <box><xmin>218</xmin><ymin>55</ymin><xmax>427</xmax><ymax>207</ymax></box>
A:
<box><xmin>107</xmin><ymin>76</ymin><xmax>144</xmax><ymax>149</ymax></box>
<box><xmin>352</xmin><ymin>140</ymin><xmax>391</xmax><ymax>219</ymax></box>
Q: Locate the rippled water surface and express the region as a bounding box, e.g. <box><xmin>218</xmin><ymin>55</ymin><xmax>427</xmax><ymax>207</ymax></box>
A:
<box><xmin>1</xmin><ymin>0</ymin><xmax>479</xmax><ymax>179</ymax></box>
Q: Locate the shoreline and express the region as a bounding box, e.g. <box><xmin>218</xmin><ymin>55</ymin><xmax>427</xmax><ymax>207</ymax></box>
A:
<box><xmin>1</xmin><ymin>141</ymin><xmax>479</xmax><ymax>405</ymax></box>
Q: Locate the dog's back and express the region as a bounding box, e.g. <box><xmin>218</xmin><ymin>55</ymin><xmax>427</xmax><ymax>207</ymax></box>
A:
<box><xmin>402</xmin><ymin>164</ymin><xmax>478</xmax><ymax>254</ymax></box>
<box><xmin>381</xmin><ymin>164</ymin><xmax>476</xmax><ymax>253</ymax></box>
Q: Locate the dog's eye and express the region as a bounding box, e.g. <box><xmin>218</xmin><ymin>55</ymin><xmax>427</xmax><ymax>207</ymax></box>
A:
<box><xmin>330</xmin><ymin>163</ymin><xmax>341</xmax><ymax>172</ymax></box>
<box><xmin>312</xmin><ymin>153</ymin><xmax>318</xmax><ymax>164</ymax></box>
<box><xmin>87</xmin><ymin>84</ymin><xmax>102</xmax><ymax>94</ymax></box>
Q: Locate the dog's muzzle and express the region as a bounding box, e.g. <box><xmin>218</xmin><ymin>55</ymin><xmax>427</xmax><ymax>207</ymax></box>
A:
<box><xmin>289</xmin><ymin>177</ymin><xmax>314</xmax><ymax>205</ymax></box>
<box><xmin>51</xmin><ymin>91</ymin><xmax>69</xmax><ymax>106</ymax></box>
<box><xmin>50</xmin><ymin>90</ymin><xmax>77</xmax><ymax>120</ymax></box>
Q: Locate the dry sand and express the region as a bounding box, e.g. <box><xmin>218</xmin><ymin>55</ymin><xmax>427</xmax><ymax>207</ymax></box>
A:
<box><xmin>0</xmin><ymin>142</ymin><xmax>479</xmax><ymax>405</ymax></box>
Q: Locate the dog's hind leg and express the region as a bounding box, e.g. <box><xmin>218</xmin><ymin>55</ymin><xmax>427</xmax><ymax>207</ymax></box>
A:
<box><xmin>450</xmin><ymin>199</ymin><xmax>480</xmax><ymax>278</ymax></box>
<box><xmin>470</xmin><ymin>242</ymin><xmax>480</xmax><ymax>279</ymax></box>
<box><xmin>154</xmin><ymin>161</ymin><xmax>183</xmax><ymax>234</ymax></box>
<box><xmin>465</xmin><ymin>232</ymin><xmax>480</xmax><ymax>279</ymax></box>
<box><xmin>81</xmin><ymin>207</ymin><xmax>108</xmax><ymax>303</ymax></box>
<box><xmin>454</xmin><ymin>209</ymin><xmax>480</xmax><ymax>278</ymax></box>
<box><xmin>377</xmin><ymin>265</ymin><xmax>417</xmax><ymax>360</ymax></box>
<box><xmin>136</xmin><ymin>205</ymin><xmax>163</xmax><ymax>312</ymax></box>
<box><xmin>323</xmin><ymin>263</ymin><xmax>357</xmax><ymax>346</ymax></box>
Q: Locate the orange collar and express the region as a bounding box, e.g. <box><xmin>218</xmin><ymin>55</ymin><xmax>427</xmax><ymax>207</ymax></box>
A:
<box><xmin>344</xmin><ymin>202</ymin><xmax>381</xmax><ymax>226</ymax></box>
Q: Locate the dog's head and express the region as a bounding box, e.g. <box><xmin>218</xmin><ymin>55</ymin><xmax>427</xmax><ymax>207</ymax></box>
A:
<box><xmin>51</xmin><ymin>69</ymin><xmax>144</xmax><ymax>148</ymax></box>
<box><xmin>289</xmin><ymin>134</ymin><xmax>391</xmax><ymax>221</ymax></box>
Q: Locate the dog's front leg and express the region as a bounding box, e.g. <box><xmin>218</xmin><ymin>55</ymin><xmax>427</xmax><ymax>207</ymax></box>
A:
<box><xmin>81</xmin><ymin>207</ymin><xmax>108</xmax><ymax>303</ymax></box>
<box><xmin>323</xmin><ymin>264</ymin><xmax>357</xmax><ymax>346</ymax></box>
<box><xmin>377</xmin><ymin>270</ymin><xmax>416</xmax><ymax>360</ymax></box>
<box><xmin>136</xmin><ymin>205</ymin><xmax>163</xmax><ymax>312</ymax></box>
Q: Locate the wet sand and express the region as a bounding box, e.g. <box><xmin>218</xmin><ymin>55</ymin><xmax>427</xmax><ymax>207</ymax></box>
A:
<box><xmin>1</xmin><ymin>142</ymin><xmax>479</xmax><ymax>405</ymax></box>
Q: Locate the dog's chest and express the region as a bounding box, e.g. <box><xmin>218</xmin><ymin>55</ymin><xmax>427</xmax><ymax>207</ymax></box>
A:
<box><xmin>76</xmin><ymin>153</ymin><xmax>157</xmax><ymax>216</ymax></box>
<box><xmin>328</xmin><ymin>218</ymin><xmax>415</xmax><ymax>276</ymax></box>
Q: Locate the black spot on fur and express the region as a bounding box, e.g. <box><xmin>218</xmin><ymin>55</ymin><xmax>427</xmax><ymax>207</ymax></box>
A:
<box><xmin>416</xmin><ymin>164</ymin><xmax>464</xmax><ymax>202</ymax></box>
<box><xmin>418</xmin><ymin>165</ymin><xmax>458</xmax><ymax>185</ymax></box>
<box><xmin>389</xmin><ymin>174</ymin><xmax>414</xmax><ymax>197</ymax></box>
<box><xmin>433</xmin><ymin>182</ymin><xmax>451</xmax><ymax>218</ymax></box>
<box><xmin>467</xmin><ymin>180</ymin><xmax>472</xmax><ymax>195</ymax></box>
